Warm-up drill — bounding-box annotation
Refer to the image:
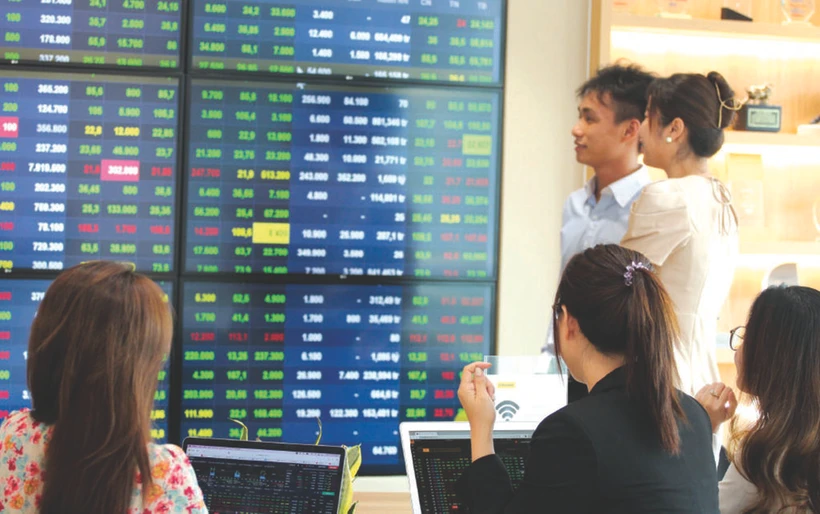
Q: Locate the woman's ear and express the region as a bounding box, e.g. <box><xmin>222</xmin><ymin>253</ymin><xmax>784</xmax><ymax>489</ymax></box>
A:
<box><xmin>665</xmin><ymin>117</ymin><xmax>686</xmax><ymax>143</ymax></box>
<box><xmin>563</xmin><ymin>308</ymin><xmax>580</xmax><ymax>341</ymax></box>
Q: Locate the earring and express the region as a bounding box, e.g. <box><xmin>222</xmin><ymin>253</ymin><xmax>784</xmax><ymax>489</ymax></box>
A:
<box><xmin>665</xmin><ymin>136</ymin><xmax>673</xmax><ymax>143</ymax></box>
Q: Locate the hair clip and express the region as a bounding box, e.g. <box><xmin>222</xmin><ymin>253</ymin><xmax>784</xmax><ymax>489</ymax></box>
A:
<box><xmin>714</xmin><ymin>81</ymin><xmax>744</xmax><ymax>128</ymax></box>
<box><xmin>624</xmin><ymin>261</ymin><xmax>649</xmax><ymax>286</ymax></box>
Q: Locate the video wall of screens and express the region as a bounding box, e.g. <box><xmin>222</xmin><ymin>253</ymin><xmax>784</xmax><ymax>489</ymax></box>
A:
<box><xmin>0</xmin><ymin>0</ymin><xmax>505</xmax><ymax>475</ymax></box>
<box><xmin>0</xmin><ymin>71</ymin><xmax>180</xmax><ymax>273</ymax></box>
<box><xmin>0</xmin><ymin>278</ymin><xmax>173</xmax><ymax>443</ymax></box>
<box><xmin>180</xmin><ymin>281</ymin><xmax>492</xmax><ymax>473</ymax></box>
<box><xmin>0</xmin><ymin>1</ymin><xmax>183</xmax><ymax>69</ymax></box>
<box><xmin>185</xmin><ymin>80</ymin><xmax>500</xmax><ymax>279</ymax></box>
<box><xmin>191</xmin><ymin>0</ymin><xmax>504</xmax><ymax>85</ymax></box>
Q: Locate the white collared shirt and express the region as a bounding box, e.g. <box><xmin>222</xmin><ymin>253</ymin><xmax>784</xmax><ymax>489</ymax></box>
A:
<box><xmin>543</xmin><ymin>167</ymin><xmax>651</xmax><ymax>354</ymax></box>
<box><xmin>560</xmin><ymin>166</ymin><xmax>651</xmax><ymax>271</ymax></box>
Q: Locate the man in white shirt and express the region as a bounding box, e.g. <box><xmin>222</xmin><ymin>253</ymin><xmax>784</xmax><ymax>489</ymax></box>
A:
<box><xmin>547</xmin><ymin>63</ymin><xmax>655</xmax><ymax>402</ymax></box>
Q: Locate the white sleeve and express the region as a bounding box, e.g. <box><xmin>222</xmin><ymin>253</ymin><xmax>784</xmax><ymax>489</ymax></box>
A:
<box><xmin>719</xmin><ymin>463</ymin><xmax>759</xmax><ymax>514</ymax></box>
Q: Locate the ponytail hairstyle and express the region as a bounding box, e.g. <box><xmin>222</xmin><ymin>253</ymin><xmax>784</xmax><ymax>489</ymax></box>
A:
<box><xmin>553</xmin><ymin>244</ymin><xmax>685</xmax><ymax>453</ymax></box>
<box><xmin>646</xmin><ymin>71</ymin><xmax>738</xmax><ymax>158</ymax></box>
<box><xmin>27</xmin><ymin>261</ymin><xmax>172</xmax><ymax>514</ymax></box>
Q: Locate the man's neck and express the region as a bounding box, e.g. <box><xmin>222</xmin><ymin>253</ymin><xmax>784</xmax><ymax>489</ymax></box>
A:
<box><xmin>592</xmin><ymin>158</ymin><xmax>642</xmax><ymax>202</ymax></box>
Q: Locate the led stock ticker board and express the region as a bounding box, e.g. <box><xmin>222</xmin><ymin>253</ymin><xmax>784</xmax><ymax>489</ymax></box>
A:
<box><xmin>191</xmin><ymin>0</ymin><xmax>504</xmax><ymax>85</ymax></box>
<box><xmin>0</xmin><ymin>279</ymin><xmax>173</xmax><ymax>443</ymax></box>
<box><xmin>185</xmin><ymin>80</ymin><xmax>500</xmax><ymax>279</ymax></box>
<box><xmin>0</xmin><ymin>0</ymin><xmax>506</xmax><ymax>475</ymax></box>
<box><xmin>0</xmin><ymin>71</ymin><xmax>179</xmax><ymax>273</ymax></box>
<box><xmin>181</xmin><ymin>281</ymin><xmax>492</xmax><ymax>471</ymax></box>
<box><xmin>0</xmin><ymin>0</ymin><xmax>182</xmax><ymax>68</ymax></box>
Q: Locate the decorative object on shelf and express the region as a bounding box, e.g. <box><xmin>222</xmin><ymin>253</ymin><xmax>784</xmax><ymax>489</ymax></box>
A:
<box><xmin>657</xmin><ymin>0</ymin><xmax>692</xmax><ymax>19</ymax></box>
<box><xmin>722</xmin><ymin>0</ymin><xmax>753</xmax><ymax>21</ymax></box>
<box><xmin>735</xmin><ymin>84</ymin><xmax>781</xmax><ymax>132</ymax></box>
<box><xmin>781</xmin><ymin>0</ymin><xmax>816</xmax><ymax>25</ymax></box>
<box><xmin>797</xmin><ymin>114</ymin><xmax>820</xmax><ymax>135</ymax></box>
<box><xmin>763</xmin><ymin>263</ymin><xmax>800</xmax><ymax>289</ymax></box>
<box><xmin>612</xmin><ymin>0</ymin><xmax>638</xmax><ymax>14</ymax></box>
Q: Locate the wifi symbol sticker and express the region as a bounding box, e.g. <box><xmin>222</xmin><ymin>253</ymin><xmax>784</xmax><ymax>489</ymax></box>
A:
<box><xmin>495</xmin><ymin>400</ymin><xmax>520</xmax><ymax>421</ymax></box>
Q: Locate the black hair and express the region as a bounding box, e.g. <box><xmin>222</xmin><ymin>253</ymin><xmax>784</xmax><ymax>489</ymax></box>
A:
<box><xmin>554</xmin><ymin>244</ymin><xmax>685</xmax><ymax>454</ymax></box>
<box><xmin>647</xmin><ymin>71</ymin><xmax>737</xmax><ymax>158</ymax></box>
<box><xmin>577</xmin><ymin>62</ymin><xmax>656</xmax><ymax>123</ymax></box>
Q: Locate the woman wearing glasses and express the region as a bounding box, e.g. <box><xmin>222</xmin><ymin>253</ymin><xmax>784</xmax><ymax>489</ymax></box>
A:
<box><xmin>696</xmin><ymin>285</ymin><xmax>820</xmax><ymax>513</ymax></box>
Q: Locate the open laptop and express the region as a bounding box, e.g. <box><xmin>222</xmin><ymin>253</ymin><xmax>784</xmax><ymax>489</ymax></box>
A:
<box><xmin>400</xmin><ymin>421</ymin><xmax>537</xmax><ymax>514</ymax></box>
<box><xmin>183</xmin><ymin>438</ymin><xmax>346</xmax><ymax>514</ymax></box>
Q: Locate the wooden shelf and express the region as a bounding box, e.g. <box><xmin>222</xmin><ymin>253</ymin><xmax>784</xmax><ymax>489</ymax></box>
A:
<box><xmin>610</xmin><ymin>13</ymin><xmax>820</xmax><ymax>43</ymax></box>
<box><xmin>740</xmin><ymin>241</ymin><xmax>820</xmax><ymax>254</ymax></box>
<box><xmin>736</xmin><ymin>241</ymin><xmax>820</xmax><ymax>269</ymax></box>
<box><xmin>724</xmin><ymin>131</ymin><xmax>820</xmax><ymax>147</ymax></box>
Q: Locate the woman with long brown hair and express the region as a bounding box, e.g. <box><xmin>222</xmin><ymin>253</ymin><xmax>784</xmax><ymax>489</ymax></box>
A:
<box><xmin>457</xmin><ymin>244</ymin><xmax>718</xmax><ymax>513</ymax></box>
<box><xmin>0</xmin><ymin>261</ymin><xmax>206</xmax><ymax>513</ymax></box>
<box><xmin>697</xmin><ymin>285</ymin><xmax>820</xmax><ymax>513</ymax></box>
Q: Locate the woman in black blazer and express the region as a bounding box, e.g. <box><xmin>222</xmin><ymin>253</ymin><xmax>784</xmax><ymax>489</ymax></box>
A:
<box><xmin>457</xmin><ymin>244</ymin><xmax>719</xmax><ymax>513</ymax></box>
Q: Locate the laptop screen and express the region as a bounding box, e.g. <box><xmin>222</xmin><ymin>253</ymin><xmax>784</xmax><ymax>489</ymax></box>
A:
<box><xmin>185</xmin><ymin>442</ymin><xmax>344</xmax><ymax>514</ymax></box>
<box><xmin>407</xmin><ymin>428</ymin><xmax>532</xmax><ymax>514</ymax></box>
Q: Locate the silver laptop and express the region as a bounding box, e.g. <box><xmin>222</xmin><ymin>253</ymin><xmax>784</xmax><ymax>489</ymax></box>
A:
<box><xmin>400</xmin><ymin>421</ymin><xmax>537</xmax><ymax>514</ymax></box>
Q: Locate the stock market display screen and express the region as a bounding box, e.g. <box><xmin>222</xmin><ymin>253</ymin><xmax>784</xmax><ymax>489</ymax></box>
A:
<box><xmin>191</xmin><ymin>0</ymin><xmax>504</xmax><ymax>85</ymax></box>
<box><xmin>0</xmin><ymin>0</ymin><xmax>182</xmax><ymax>68</ymax></box>
<box><xmin>0</xmin><ymin>71</ymin><xmax>180</xmax><ymax>273</ymax></box>
<box><xmin>185</xmin><ymin>80</ymin><xmax>500</xmax><ymax>279</ymax></box>
<box><xmin>0</xmin><ymin>278</ymin><xmax>173</xmax><ymax>442</ymax></box>
<box><xmin>180</xmin><ymin>281</ymin><xmax>492</xmax><ymax>473</ymax></box>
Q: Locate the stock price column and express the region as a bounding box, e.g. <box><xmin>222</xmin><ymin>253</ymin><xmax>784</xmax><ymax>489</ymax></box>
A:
<box><xmin>182</xmin><ymin>282</ymin><xmax>288</xmax><ymax>440</ymax></box>
<box><xmin>401</xmin><ymin>287</ymin><xmax>490</xmax><ymax>429</ymax></box>
<box><xmin>0</xmin><ymin>71</ymin><xmax>179</xmax><ymax>272</ymax></box>
<box><xmin>185</xmin><ymin>81</ymin><xmax>500</xmax><ymax>278</ymax></box>
<box><xmin>282</xmin><ymin>285</ymin><xmax>405</xmax><ymax>464</ymax></box>
<box><xmin>0</xmin><ymin>279</ymin><xmax>172</xmax><ymax>442</ymax></box>
<box><xmin>187</xmin><ymin>81</ymin><xmax>294</xmax><ymax>275</ymax></box>
<box><xmin>0</xmin><ymin>280</ymin><xmax>49</xmax><ymax>421</ymax></box>
<box><xmin>0</xmin><ymin>0</ymin><xmax>182</xmax><ymax>68</ymax></box>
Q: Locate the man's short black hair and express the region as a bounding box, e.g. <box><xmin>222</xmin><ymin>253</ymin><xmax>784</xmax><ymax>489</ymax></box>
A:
<box><xmin>577</xmin><ymin>62</ymin><xmax>655</xmax><ymax>124</ymax></box>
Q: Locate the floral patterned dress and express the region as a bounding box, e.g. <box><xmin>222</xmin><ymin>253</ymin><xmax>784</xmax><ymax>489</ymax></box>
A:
<box><xmin>0</xmin><ymin>409</ymin><xmax>208</xmax><ymax>513</ymax></box>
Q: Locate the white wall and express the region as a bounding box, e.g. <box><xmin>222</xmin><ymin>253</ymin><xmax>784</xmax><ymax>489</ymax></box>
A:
<box><xmin>358</xmin><ymin>0</ymin><xmax>591</xmax><ymax>490</ymax></box>
<box><xmin>496</xmin><ymin>0</ymin><xmax>590</xmax><ymax>355</ymax></box>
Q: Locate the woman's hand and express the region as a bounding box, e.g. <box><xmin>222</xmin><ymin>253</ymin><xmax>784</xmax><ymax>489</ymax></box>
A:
<box><xmin>695</xmin><ymin>382</ymin><xmax>738</xmax><ymax>433</ymax></box>
<box><xmin>457</xmin><ymin>362</ymin><xmax>497</xmax><ymax>461</ymax></box>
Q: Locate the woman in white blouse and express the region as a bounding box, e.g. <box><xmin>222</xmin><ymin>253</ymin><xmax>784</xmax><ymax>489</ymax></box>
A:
<box><xmin>621</xmin><ymin>71</ymin><xmax>739</xmax><ymax>395</ymax></box>
<box><xmin>697</xmin><ymin>285</ymin><xmax>820</xmax><ymax>513</ymax></box>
